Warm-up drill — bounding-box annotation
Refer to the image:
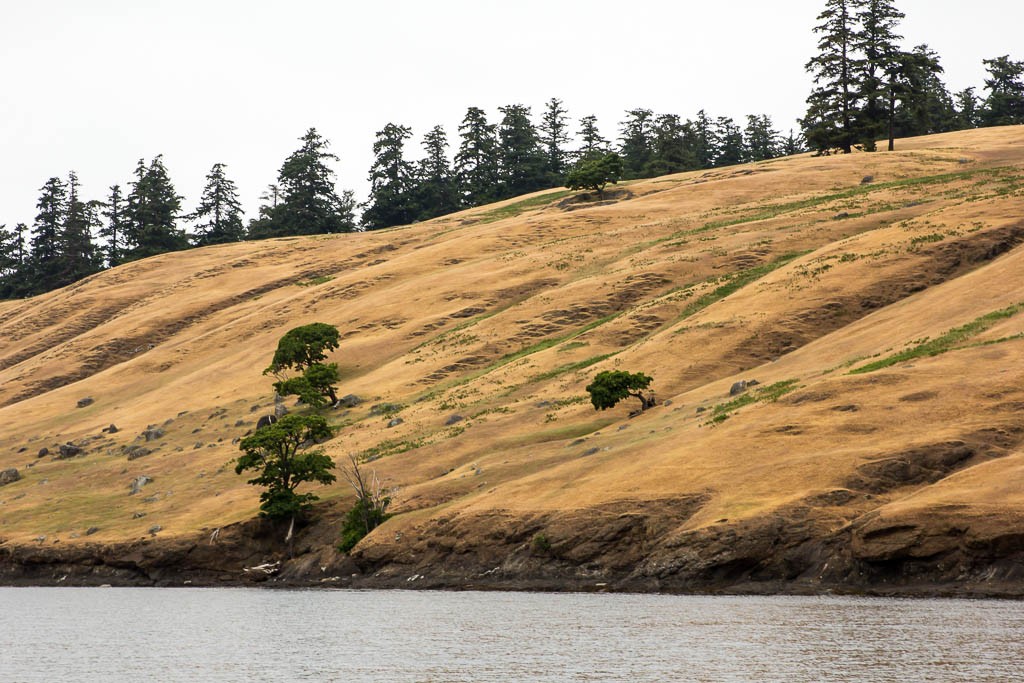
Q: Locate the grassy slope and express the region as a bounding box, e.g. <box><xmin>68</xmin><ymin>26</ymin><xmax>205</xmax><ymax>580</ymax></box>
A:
<box><xmin>1</xmin><ymin>127</ymin><xmax>1023</xmax><ymax>574</ymax></box>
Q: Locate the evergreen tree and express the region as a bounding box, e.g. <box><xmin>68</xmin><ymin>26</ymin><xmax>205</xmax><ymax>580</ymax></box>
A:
<box><xmin>782</xmin><ymin>129</ymin><xmax>807</xmax><ymax>156</ymax></box>
<box><xmin>415</xmin><ymin>125</ymin><xmax>460</xmax><ymax>221</ymax></box>
<box><xmin>124</xmin><ymin>155</ymin><xmax>188</xmax><ymax>259</ymax></box>
<box><xmin>253</xmin><ymin>128</ymin><xmax>356</xmax><ymax>238</ymax></box>
<box><xmin>188</xmin><ymin>163</ymin><xmax>245</xmax><ymax>246</ymax></box>
<box><xmin>803</xmin><ymin>0</ymin><xmax>860</xmax><ymax>154</ymax></box>
<box><xmin>954</xmin><ymin>87</ymin><xmax>981</xmax><ymax>130</ymax></box>
<box><xmin>980</xmin><ymin>55</ymin><xmax>1024</xmax><ymax>127</ymax></box>
<box><xmin>854</xmin><ymin>0</ymin><xmax>904</xmax><ymax>151</ymax></box>
<box><xmin>99</xmin><ymin>185</ymin><xmax>127</xmax><ymax>267</ymax></box>
<box><xmin>0</xmin><ymin>223</ymin><xmax>27</xmax><ymax>298</ymax></box>
<box><xmin>744</xmin><ymin>114</ymin><xmax>783</xmax><ymax>162</ymax></box>
<box><xmin>497</xmin><ymin>104</ymin><xmax>547</xmax><ymax>198</ymax></box>
<box><xmin>362</xmin><ymin>123</ymin><xmax>417</xmax><ymax>230</ymax></box>
<box><xmin>714</xmin><ymin>117</ymin><xmax>745</xmax><ymax>167</ymax></box>
<box><xmin>645</xmin><ymin>114</ymin><xmax>698</xmax><ymax>176</ymax></box>
<box><xmin>618</xmin><ymin>108</ymin><xmax>654</xmax><ymax>178</ymax></box>
<box><xmin>454</xmin><ymin>107</ymin><xmax>500</xmax><ymax>206</ymax></box>
<box><xmin>890</xmin><ymin>46</ymin><xmax>953</xmax><ymax>142</ymax></box>
<box><xmin>577</xmin><ymin>114</ymin><xmax>609</xmax><ymax>160</ymax></box>
<box><xmin>690</xmin><ymin>110</ymin><xmax>718</xmax><ymax>168</ymax></box>
<box><xmin>538</xmin><ymin>97</ymin><xmax>571</xmax><ymax>182</ymax></box>
<box><xmin>59</xmin><ymin>171</ymin><xmax>101</xmax><ymax>287</ymax></box>
<box><xmin>26</xmin><ymin>176</ymin><xmax>68</xmax><ymax>293</ymax></box>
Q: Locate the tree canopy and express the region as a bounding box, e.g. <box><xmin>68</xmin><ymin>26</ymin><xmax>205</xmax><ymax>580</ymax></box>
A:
<box><xmin>586</xmin><ymin>370</ymin><xmax>655</xmax><ymax>412</ymax></box>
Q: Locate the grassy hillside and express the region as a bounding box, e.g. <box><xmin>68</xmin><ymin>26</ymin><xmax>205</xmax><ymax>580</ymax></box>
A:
<box><xmin>2</xmin><ymin>126</ymin><xmax>1024</xmax><ymax>592</ymax></box>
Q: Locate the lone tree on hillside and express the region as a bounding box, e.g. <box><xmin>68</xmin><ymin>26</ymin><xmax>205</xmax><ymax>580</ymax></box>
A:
<box><xmin>565</xmin><ymin>153</ymin><xmax>623</xmax><ymax>198</ymax></box>
<box><xmin>265</xmin><ymin>322</ymin><xmax>342</xmax><ymax>408</ymax></box>
<box><xmin>586</xmin><ymin>370</ymin><xmax>655</xmax><ymax>412</ymax></box>
<box><xmin>235</xmin><ymin>413</ymin><xmax>336</xmax><ymax>520</ymax></box>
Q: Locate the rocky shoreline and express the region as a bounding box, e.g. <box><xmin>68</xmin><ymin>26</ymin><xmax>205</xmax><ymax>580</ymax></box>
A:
<box><xmin>3</xmin><ymin>509</ymin><xmax>1023</xmax><ymax>599</ymax></box>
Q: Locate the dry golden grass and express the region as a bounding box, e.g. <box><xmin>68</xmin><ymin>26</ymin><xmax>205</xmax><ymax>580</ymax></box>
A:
<box><xmin>2</xmin><ymin>127</ymin><xmax>1024</xmax><ymax>563</ymax></box>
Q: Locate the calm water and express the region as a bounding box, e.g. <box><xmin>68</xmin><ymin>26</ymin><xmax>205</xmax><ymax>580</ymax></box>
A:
<box><xmin>1</xmin><ymin>589</ymin><xmax>1022</xmax><ymax>682</ymax></box>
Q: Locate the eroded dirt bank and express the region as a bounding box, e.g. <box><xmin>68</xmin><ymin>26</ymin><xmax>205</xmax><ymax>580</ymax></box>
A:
<box><xmin>3</xmin><ymin>504</ymin><xmax>1023</xmax><ymax>598</ymax></box>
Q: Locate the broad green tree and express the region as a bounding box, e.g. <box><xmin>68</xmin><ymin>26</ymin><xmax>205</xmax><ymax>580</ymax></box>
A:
<box><xmin>265</xmin><ymin>322</ymin><xmax>342</xmax><ymax>408</ymax></box>
<box><xmin>714</xmin><ymin>117</ymin><xmax>745</xmax><ymax>167</ymax></box>
<box><xmin>235</xmin><ymin>413</ymin><xmax>336</xmax><ymax>520</ymax></box>
<box><xmin>744</xmin><ymin>115</ymin><xmax>783</xmax><ymax>162</ymax></box>
<box><xmin>586</xmin><ymin>370</ymin><xmax>655</xmax><ymax>412</ymax></box>
<box><xmin>566</xmin><ymin>153</ymin><xmax>623</xmax><ymax>197</ymax></box>
<box><xmin>646</xmin><ymin>114</ymin><xmax>698</xmax><ymax>176</ymax></box>
<box><xmin>188</xmin><ymin>163</ymin><xmax>245</xmax><ymax>246</ymax></box>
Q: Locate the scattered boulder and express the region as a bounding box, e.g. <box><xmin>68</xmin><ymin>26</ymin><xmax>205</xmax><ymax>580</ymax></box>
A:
<box><xmin>860</xmin><ymin>175</ymin><xmax>874</xmax><ymax>185</ymax></box>
<box><xmin>747</xmin><ymin>379</ymin><xmax>761</xmax><ymax>387</ymax></box>
<box><xmin>36</xmin><ymin>447</ymin><xmax>49</xmax><ymax>459</ymax></box>
<box><xmin>129</xmin><ymin>476</ymin><xmax>152</xmax><ymax>495</ymax></box>
<box><xmin>148</xmin><ymin>525</ymin><xmax>163</xmax><ymax>535</ymax></box>
<box><xmin>696</xmin><ymin>406</ymin><xmax>707</xmax><ymax>414</ymax></box>
<box><xmin>255</xmin><ymin>415</ymin><xmax>278</xmax><ymax>430</ymax></box>
<box><xmin>58</xmin><ymin>443</ymin><xmax>83</xmax><ymax>459</ymax></box>
<box><xmin>273</xmin><ymin>403</ymin><xmax>288</xmax><ymax>419</ymax></box>
<box><xmin>84</xmin><ymin>526</ymin><xmax>100</xmax><ymax>536</ymax></box>
<box><xmin>124</xmin><ymin>445</ymin><xmax>152</xmax><ymax>461</ymax></box>
<box><xmin>444</xmin><ymin>414</ymin><xmax>464</xmax><ymax>426</ymax></box>
<box><xmin>234</xmin><ymin>419</ymin><xmax>246</xmax><ymax>427</ymax></box>
<box><xmin>0</xmin><ymin>468</ymin><xmax>21</xmax><ymax>486</ymax></box>
<box><xmin>336</xmin><ymin>394</ymin><xmax>364</xmax><ymax>408</ymax></box>
<box><xmin>194</xmin><ymin>442</ymin><xmax>204</xmax><ymax>450</ymax></box>
<box><xmin>663</xmin><ymin>399</ymin><xmax>674</xmax><ymax>407</ymax></box>
<box><xmin>387</xmin><ymin>417</ymin><xmax>404</xmax><ymax>428</ymax></box>
<box><xmin>141</xmin><ymin>427</ymin><xmax>165</xmax><ymax>442</ymax></box>
<box><xmin>132</xmin><ymin>511</ymin><xmax>147</xmax><ymax>519</ymax></box>
<box><xmin>76</xmin><ymin>397</ymin><xmax>95</xmax><ymax>408</ymax></box>
<box><xmin>729</xmin><ymin>381</ymin><xmax>748</xmax><ymax>396</ymax></box>
<box><xmin>581</xmin><ymin>447</ymin><xmax>600</xmax><ymax>457</ymax></box>
<box><xmin>102</xmin><ymin>424</ymin><xmax>119</xmax><ymax>434</ymax></box>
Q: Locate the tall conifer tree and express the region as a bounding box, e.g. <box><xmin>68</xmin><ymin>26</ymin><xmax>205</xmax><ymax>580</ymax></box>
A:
<box><xmin>577</xmin><ymin>115</ymin><xmax>608</xmax><ymax>161</ymax></box>
<box><xmin>124</xmin><ymin>155</ymin><xmax>188</xmax><ymax>259</ymax></box>
<box><xmin>362</xmin><ymin>123</ymin><xmax>417</xmax><ymax>230</ymax></box>
<box><xmin>618</xmin><ymin>108</ymin><xmax>655</xmax><ymax>178</ymax></box>
<box><xmin>415</xmin><ymin>125</ymin><xmax>460</xmax><ymax>220</ymax></box>
<box><xmin>980</xmin><ymin>55</ymin><xmax>1024</xmax><ymax>126</ymax></box>
<box><xmin>854</xmin><ymin>0</ymin><xmax>904</xmax><ymax>151</ymax></box>
<box><xmin>803</xmin><ymin>0</ymin><xmax>860</xmax><ymax>154</ymax></box>
<box><xmin>188</xmin><ymin>163</ymin><xmax>245</xmax><ymax>245</ymax></box>
<box><xmin>27</xmin><ymin>176</ymin><xmax>68</xmax><ymax>293</ymax></box>
<box><xmin>100</xmin><ymin>185</ymin><xmax>127</xmax><ymax>267</ymax></box>
<box><xmin>538</xmin><ymin>97</ymin><xmax>571</xmax><ymax>182</ymax></box>
<box><xmin>59</xmin><ymin>171</ymin><xmax>101</xmax><ymax>287</ymax></box>
<box><xmin>497</xmin><ymin>104</ymin><xmax>547</xmax><ymax>198</ymax></box>
<box><xmin>454</xmin><ymin>107</ymin><xmax>500</xmax><ymax>206</ymax></box>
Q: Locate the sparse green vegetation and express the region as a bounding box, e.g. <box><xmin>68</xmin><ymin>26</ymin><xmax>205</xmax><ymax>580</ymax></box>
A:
<box><xmin>708</xmin><ymin>380</ymin><xmax>800</xmax><ymax>424</ymax></box>
<box><xmin>472</xmin><ymin>190</ymin><xmax>572</xmax><ymax>225</ymax></box>
<box><xmin>295</xmin><ymin>275</ymin><xmax>335</xmax><ymax>287</ymax></box>
<box><xmin>529</xmin><ymin>353</ymin><xmax>616</xmax><ymax>383</ymax></box>
<box><xmin>849</xmin><ymin>303</ymin><xmax>1024</xmax><ymax>374</ymax></box>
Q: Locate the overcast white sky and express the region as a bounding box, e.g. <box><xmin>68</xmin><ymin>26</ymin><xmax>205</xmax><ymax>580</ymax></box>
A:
<box><xmin>1</xmin><ymin>0</ymin><xmax>1022</xmax><ymax>230</ymax></box>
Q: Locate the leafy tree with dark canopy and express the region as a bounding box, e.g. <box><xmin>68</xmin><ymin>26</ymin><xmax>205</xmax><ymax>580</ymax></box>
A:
<box><xmin>566</xmin><ymin>153</ymin><xmax>623</xmax><ymax>198</ymax></box>
<box><xmin>586</xmin><ymin>370</ymin><xmax>655</xmax><ymax>412</ymax></box>
<box><xmin>265</xmin><ymin>322</ymin><xmax>342</xmax><ymax>408</ymax></box>
<box><xmin>235</xmin><ymin>413</ymin><xmax>336</xmax><ymax>520</ymax></box>
<box><xmin>187</xmin><ymin>162</ymin><xmax>245</xmax><ymax>246</ymax></box>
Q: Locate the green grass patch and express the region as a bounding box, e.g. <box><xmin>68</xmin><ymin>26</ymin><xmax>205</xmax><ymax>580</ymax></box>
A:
<box><xmin>471</xmin><ymin>190</ymin><xmax>573</xmax><ymax>225</ymax></box>
<box><xmin>499</xmin><ymin>420</ymin><xmax>614</xmax><ymax>447</ymax></box>
<box><xmin>673</xmin><ymin>252</ymin><xmax>808</xmax><ymax>329</ymax></box>
<box><xmin>295</xmin><ymin>275</ymin><xmax>335</xmax><ymax>287</ymax></box>
<box><xmin>529</xmin><ymin>353</ymin><xmax>616</xmax><ymax>383</ymax></box>
<box><xmin>361</xmin><ymin>437</ymin><xmax>425</xmax><ymax>461</ymax></box>
<box><xmin>849</xmin><ymin>303</ymin><xmax>1024</xmax><ymax>374</ymax></box>
<box><xmin>708</xmin><ymin>380</ymin><xmax>800</xmax><ymax>424</ymax></box>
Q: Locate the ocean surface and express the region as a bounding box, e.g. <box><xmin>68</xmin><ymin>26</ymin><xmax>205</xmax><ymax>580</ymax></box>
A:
<box><xmin>1</xmin><ymin>588</ymin><xmax>1022</xmax><ymax>682</ymax></box>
